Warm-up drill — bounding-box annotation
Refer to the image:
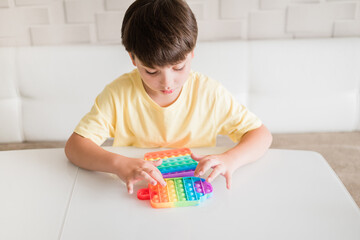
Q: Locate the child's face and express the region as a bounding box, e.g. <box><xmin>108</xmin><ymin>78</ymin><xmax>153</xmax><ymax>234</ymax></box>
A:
<box><xmin>130</xmin><ymin>51</ymin><xmax>194</xmax><ymax>100</ymax></box>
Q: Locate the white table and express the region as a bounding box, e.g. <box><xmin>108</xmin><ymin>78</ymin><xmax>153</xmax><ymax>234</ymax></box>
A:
<box><xmin>1</xmin><ymin>147</ymin><xmax>359</xmax><ymax>240</ymax></box>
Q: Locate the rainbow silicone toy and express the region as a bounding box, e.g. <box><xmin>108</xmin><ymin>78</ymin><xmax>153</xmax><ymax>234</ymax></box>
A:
<box><xmin>144</xmin><ymin>148</ymin><xmax>198</xmax><ymax>178</ymax></box>
<box><xmin>137</xmin><ymin>177</ymin><xmax>213</xmax><ymax>208</ymax></box>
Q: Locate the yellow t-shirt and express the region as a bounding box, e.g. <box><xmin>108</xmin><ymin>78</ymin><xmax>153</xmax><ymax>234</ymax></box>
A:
<box><xmin>74</xmin><ymin>69</ymin><xmax>262</xmax><ymax>147</ymax></box>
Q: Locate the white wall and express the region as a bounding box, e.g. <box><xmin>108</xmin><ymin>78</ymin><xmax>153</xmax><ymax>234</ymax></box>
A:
<box><xmin>0</xmin><ymin>0</ymin><xmax>359</xmax><ymax>47</ymax></box>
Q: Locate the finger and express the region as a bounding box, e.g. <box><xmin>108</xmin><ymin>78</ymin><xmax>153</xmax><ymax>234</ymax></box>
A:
<box><xmin>151</xmin><ymin>159</ymin><xmax>163</xmax><ymax>167</ymax></box>
<box><xmin>191</xmin><ymin>153</ymin><xmax>205</xmax><ymax>162</ymax></box>
<box><xmin>137</xmin><ymin>170</ymin><xmax>158</xmax><ymax>186</ymax></box>
<box><xmin>145</xmin><ymin>168</ymin><xmax>166</xmax><ymax>186</ymax></box>
<box><xmin>194</xmin><ymin>165</ymin><xmax>202</xmax><ymax>177</ymax></box>
<box><xmin>193</xmin><ymin>154</ymin><xmax>214</xmax><ymax>176</ymax></box>
<box><xmin>207</xmin><ymin>165</ymin><xmax>224</xmax><ymax>183</ymax></box>
<box><xmin>147</xmin><ymin>159</ymin><xmax>166</xmax><ymax>185</ymax></box>
<box><xmin>225</xmin><ymin>172</ymin><xmax>232</xmax><ymax>190</ymax></box>
<box><xmin>127</xmin><ymin>181</ymin><xmax>134</xmax><ymax>194</ymax></box>
<box><xmin>196</xmin><ymin>158</ymin><xmax>219</xmax><ymax>177</ymax></box>
<box><xmin>194</xmin><ymin>162</ymin><xmax>209</xmax><ymax>177</ymax></box>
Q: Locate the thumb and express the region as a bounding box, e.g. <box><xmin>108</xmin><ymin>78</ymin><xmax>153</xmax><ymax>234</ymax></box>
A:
<box><xmin>191</xmin><ymin>153</ymin><xmax>205</xmax><ymax>162</ymax></box>
<box><xmin>151</xmin><ymin>159</ymin><xmax>163</xmax><ymax>167</ymax></box>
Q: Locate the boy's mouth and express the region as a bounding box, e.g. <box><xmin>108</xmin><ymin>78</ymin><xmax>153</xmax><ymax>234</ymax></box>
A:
<box><xmin>161</xmin><ymin>89</ymin><xmax>174</xmax><ymax>94</ymax></box>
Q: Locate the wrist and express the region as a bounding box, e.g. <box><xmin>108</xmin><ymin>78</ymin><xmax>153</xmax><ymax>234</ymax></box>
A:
<box><xmin>109</xmin><ymin>154</ymin><xmax>130</xmax><ymax>177</ymax></box>
<box><xmin>221</xmin><ymin>150</ymin><xmax>244</xmax><ymax>171</ymax></box>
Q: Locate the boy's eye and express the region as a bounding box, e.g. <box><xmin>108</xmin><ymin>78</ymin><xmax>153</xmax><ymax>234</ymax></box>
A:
<box><xmin>145</xmin><ymin>70</ymin><xmax>158</xmax><ymax>75</ymax></box>
<box><xmin>174</xmin><ymin>66</ymin><xmax>185</xmax><ymax>71</ymax></box>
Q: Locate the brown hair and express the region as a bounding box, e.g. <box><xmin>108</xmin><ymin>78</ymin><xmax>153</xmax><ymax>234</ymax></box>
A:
<box><xmin>121</xmin><ymin>0</ymin><xmax>198</xmax><ymax>68</ymax></box>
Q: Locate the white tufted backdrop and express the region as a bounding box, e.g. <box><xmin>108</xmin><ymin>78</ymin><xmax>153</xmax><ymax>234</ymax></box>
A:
<box><xmin>0</xmin><ymin>38</ymin><xmax>359</xmax><ymax>143</ymax></box>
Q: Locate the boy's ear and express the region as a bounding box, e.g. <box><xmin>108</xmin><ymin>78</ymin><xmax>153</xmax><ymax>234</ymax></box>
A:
<box><xmin>128</xmin><ymin>52</ymin><xmax>137</xmax><ymax>66</ymax></box>
<box><xmin>191</xmin><ymin>50</ymin><xmax>195</xmax><ymax>59</ymax></box>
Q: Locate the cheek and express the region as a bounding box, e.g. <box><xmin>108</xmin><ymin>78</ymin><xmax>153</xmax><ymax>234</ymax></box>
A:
<box><xmin>174</xmin><ymin>73</ymin><xmax>188</xmax><ymax>87</ymax></box>
<box><xmin>143</xmin><ymin>77</ymin><xmax>158</xmax><ymax>87</ymax></box>
<box><xmin>144</xmin><ymin>75</ymin><xmax>163</xmax><ymax>90</ymax></box>
<box><xmin>139</xmin><ymin>69</ymin><xmax>156</xmax><ymax>84</ymax></box>
<box><xmin>179</xmin><ymin>66</ymin><xmax>191</xmax><ymax>82</ymax></box>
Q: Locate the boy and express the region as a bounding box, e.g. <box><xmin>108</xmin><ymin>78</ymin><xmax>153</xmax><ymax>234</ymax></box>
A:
<box><xmin>65</xmin><ymin>0</ymin><xmax>272</xmax><ymax>194</ymax></box>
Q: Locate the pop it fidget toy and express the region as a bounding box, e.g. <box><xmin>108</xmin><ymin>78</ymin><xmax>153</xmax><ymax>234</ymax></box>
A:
<box><xmin>137</xmin><ymin>177</ymin><xmax>213</xmax><ymax>208</ymax></box>
<box><xmin>144</xmin><ymin>148</ymin><xmax>197</xmax><ymax>178</ymax></box>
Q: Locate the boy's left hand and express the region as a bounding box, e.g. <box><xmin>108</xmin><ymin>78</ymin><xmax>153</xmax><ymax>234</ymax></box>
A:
<box><xmin>192</xmin><ymin>153</ymin><xmax>233</xmax><ymax>189</ymax></box>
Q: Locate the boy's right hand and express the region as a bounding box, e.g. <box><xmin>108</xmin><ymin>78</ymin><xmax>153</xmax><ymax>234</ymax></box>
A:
<box><xmin>114</xmin><ymin>157</ymin><xmax>166</xmax><ymax>194</ymax></box>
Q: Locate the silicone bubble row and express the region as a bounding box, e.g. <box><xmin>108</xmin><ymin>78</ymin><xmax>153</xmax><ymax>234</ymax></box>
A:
<box><xmin>150</xmin><ymin>183</ymin><xmax>170</xmax><ymax>203</ymax></box>
<box><xmin>159</xmin><ymin>165</ymin><xmax>197</xmax><ymax>174</ymax></box>
<box><xmin>174</xmin><ymin>178</ymin><xmax>189</xmax><ymax>202</ymax></box>
<box><xmin>159</xmin><ymin>157</ymin><xmax>193</xmax><ymax>167</ymax></box>
<box><xmin>182</xmin><ymin>178</ymin><xmax>198</xmax><ymax>201</ymax></box>
<box><xmin>158</xmin><ymin>156</ymin><xmax>197</xmax><ymax>173</ymax></box>
<box><xmin>166</xmin><ymin>156</ymin><xmax>196</xmax><ymax>165</ymax></box>
<box><xmin>162</xmin><ymin>155</ymin><xmax>192</xmax><ymax>162</ymax></box>
<box><xmin>194</xmin><ymin>179</ymin><xmax>212</xmax><ymax>200</ymax></box>
<box><xmin>145</xmin><ymin>148</ymin><xmax>191</xmax><ymax>161</ymax></box>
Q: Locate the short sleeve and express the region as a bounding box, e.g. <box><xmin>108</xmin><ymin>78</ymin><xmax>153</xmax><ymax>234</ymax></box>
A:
<box><xmin>74</xmin><ymin>86</ymin><xmax>116</xmax><ymax>145</ymax></box>
<box><xmin>215</xmin><ymin>85</ymin><xmax>262</xmax><ymax>143</ymax></box>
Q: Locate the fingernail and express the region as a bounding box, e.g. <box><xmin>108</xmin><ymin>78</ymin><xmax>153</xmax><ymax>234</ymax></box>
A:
<box><xmin>152</xmin><ymin>181</ymin><xmax>157</xmax><ymax>186</ymax></box>
<box><xmin>199</xmin><ymin>171</ymin><xmax>203</xmax><ymax>175</ymax></box>
<box><xmin>208</xmin><ymin>178</ymin><xmax>212</xmax><ymax>182</ymax></box>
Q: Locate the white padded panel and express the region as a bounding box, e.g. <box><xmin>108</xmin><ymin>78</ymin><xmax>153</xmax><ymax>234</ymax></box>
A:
<box><xmin>249</xmin><ymin>91</ymin><xmax>359</xmax><ymax>133</ymax></box>
<box><xmin>0</xmin><ymin>98</ymin><xmax>23</xmax><ymax>143</ymax></box>
<box><xmin>192</xmin><ymin>41</ymin><xmax>249</xmax><ymax>105</ymax></box>
<box><xmin>22</xmin><ymin>99</ymin><xmax>91</xmax><ymax>141</ymax></box>
<box><xmin>17</xmin><ymin>45</ymin><xmax>134</xmax><ymax>141</ymax></box>
<box><xmin>249</xmin><ymin>38</ymin><xmax>360</xmax><ymax>95</ymax></box>
<box><xmin>0</xmin><ymin>48</ymin><xmax>17</xmax><ymax>98</ymax></box>
<box><xmin>0</xmin><ymin>48</ymin><xmax>22</xmax><ymax>142</ymax></box>
<box><xmin>358</xmin><ymin>89</ymin><xmax>360</xmax><ymax>131</ymax></box>
<box><xmin>17</xmin><ymin>45</ymin><xmax>134</xmax><ymax>102</ymax></box>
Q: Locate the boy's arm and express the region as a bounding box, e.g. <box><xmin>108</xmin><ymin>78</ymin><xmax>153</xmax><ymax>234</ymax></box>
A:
<box><xmin>193</xmin><ymin>124</ymin><xmax>272</xmax><ymax>189</ymax></box>
<box><xmin>64</xmin><ymin>133</ymin><xmax>166</xmax><ymax>193</ymax></box>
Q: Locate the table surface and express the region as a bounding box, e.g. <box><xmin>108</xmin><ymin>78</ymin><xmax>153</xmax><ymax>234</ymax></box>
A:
<box><xmin>1</xmin><ymin>147</ymin><xmax>359</xmax><ymax>240</ymax></box>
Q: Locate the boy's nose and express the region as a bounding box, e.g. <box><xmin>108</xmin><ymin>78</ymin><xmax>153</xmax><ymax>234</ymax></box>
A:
<box><xmin>161</xmin><ymin>72</ymin><xmax>174</xmax><ymax>87</ymax></box>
